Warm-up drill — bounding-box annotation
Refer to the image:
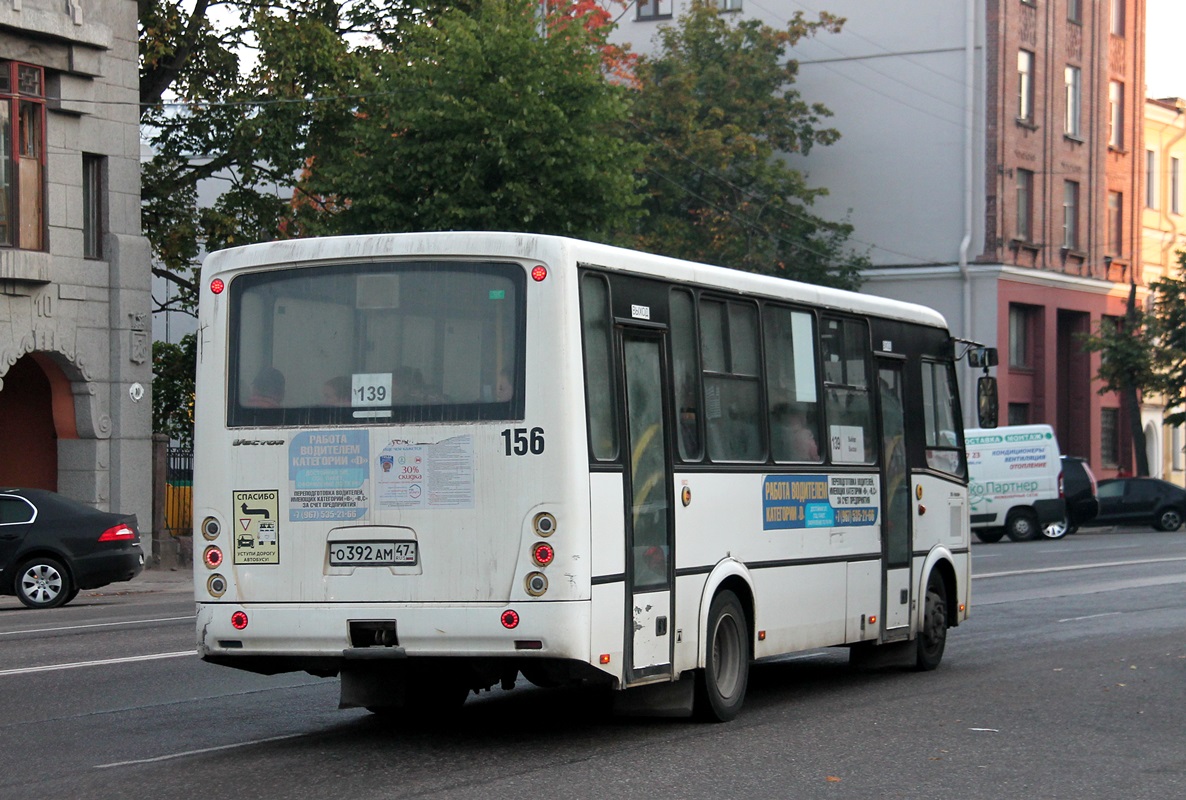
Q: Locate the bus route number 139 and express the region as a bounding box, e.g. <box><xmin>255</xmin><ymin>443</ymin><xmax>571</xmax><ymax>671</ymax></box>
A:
<box><xmin>502</xmin><ymin>427</ymin><xmax>545</xmax><ymax>456</ymax></box>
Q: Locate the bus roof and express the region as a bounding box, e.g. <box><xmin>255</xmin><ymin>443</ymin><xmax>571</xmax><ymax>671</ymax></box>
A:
<box><xmin>202</xmin><ymin>231</ymin><xmax>949</xmax><ymax>330</ymax></box>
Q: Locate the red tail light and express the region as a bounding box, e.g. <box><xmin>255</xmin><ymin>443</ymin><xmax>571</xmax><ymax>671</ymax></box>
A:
<box><xmin>98</xmin><ymin>524</ymin><xmax>135</xmax><ymax>541</ymax></box>
<box><xmin>231</xmin><ymin>611</ymin><xmax>249</xmax><ymax>630</ymax></box>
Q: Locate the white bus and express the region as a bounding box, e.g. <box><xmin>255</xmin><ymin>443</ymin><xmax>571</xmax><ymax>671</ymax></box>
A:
<box><xmin>193</xmin><ymin>232</ymin><xmax>988</xmax><ymax>721</ymax></box>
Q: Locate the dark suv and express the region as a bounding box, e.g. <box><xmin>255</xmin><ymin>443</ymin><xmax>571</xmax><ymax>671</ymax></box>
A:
<box><xmin>1041</xmin><ymin>456</ymin><xmax>1099</xmax><ymax>539</ymax></box>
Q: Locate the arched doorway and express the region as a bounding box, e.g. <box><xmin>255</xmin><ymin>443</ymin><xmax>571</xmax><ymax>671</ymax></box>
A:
<box><xmin>0</xmin><ymin>354</ymin><xmax>76</xmax><ymax>490</ymax></box>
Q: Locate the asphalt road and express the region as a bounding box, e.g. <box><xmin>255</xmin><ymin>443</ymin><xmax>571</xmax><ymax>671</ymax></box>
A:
<box><xmin>1</xmin><ymin>527</ymin><xmax>1183</xmax><ymax>800</ymax></box>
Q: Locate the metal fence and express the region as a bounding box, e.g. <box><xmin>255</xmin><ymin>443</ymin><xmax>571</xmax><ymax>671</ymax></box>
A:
<box><xmin>163</xmin><ymin>446</ymin><xmax>193</xmax><ymax>537</ymax></box>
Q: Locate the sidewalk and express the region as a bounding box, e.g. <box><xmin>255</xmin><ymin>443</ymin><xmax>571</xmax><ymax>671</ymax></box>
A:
<box><xmin>88</xmin><ymin>564</ymin><xmax>194</xmax><ymax>596</ymax></box>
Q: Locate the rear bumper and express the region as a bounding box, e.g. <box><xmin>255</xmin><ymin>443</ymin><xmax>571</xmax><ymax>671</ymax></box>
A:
<box><xmin>196</xmin><ymin>601</ymin><xmax>593</xmax><ymax>664</ymax></box>
<box><xmin>73</xmin><ymin>546</ymin><xmax>144</xmax><ymax>589</ymax></box>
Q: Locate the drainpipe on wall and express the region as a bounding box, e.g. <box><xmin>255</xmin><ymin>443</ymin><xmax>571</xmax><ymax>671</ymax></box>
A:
<box><xmin>960</xmin><ymin>0</ymin><xmax>976</xmax><ymax>426</ymax></box>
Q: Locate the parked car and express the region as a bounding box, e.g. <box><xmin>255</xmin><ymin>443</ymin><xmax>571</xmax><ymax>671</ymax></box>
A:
<box><xmin>1093</xmin><ymin>477</ymin><xmax>1186</xmax><ymax>532</ymax></box>
<box><xmin>0</xmin><ymin>488</ymin><xmax>144</xmax><ymax>608</ymax></box>
<box><xmin>1041</xmin><ymin>456</ymin><xmax>1099</xmax><ymax>539</ymax></box>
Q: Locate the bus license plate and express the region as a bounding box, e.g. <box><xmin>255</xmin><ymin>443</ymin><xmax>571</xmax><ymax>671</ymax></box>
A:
<box><xmin>328</xmin><ymin>541</ymin><xmax>417</xmax><ymax>566</ymax></box>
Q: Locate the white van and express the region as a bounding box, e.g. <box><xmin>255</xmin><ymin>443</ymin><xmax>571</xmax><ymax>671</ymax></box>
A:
<box><xmin>965</xmin><ymin>424</ymin><xmax>1065</xmax><ymax>542</ymax></box>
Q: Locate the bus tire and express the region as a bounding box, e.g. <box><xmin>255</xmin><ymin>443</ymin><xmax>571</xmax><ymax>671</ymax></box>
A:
<box><xmin>915</xmin><ymin>573</ymin><xmax>948</xmax><ymax>671</ymax></box>
<box><xmin>1005</xmin><ymin>509</ymin><xmax>1039</xmax><ymax>542</ymax></box>
<box><xmin>694</xmin><ymin>590</ymin><xmax>749</xmax><ymax>722</ymax></box>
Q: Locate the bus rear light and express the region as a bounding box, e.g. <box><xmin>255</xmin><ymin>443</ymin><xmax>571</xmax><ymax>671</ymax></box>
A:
<box><xmin>525</xmin><ymin>572</ymin><xmax>548</xmax><ymax>596</ymax></box>
<box><xmin>532</xmin><ymin>512</ymin><xmax>556</xmax><ymax>536</ymax></box>
<box><xmin>530</xmin><ymin>265</ymin><xmax>547</xmax><ymax>282</ymax></box>
<box><xmin>203</xmin><ymin>546</ymin><xmax>224</xmax><ymax>569</ymax></box>
<box><xmin>531</xmin><ymin>542</ymin><xmax>555</xmax><ymax>567</ymax></box>
<box><xmin>210</xmin><ymin>278</ymin><xmax>225</xmax><ymax>294</ymax></box>
<box><xmin>202</xmin><ymin>516</ymin><xmax>221</xmax><ymax>540</ymax></box>
<box><xmin>501</xmin><ymin>609</ymin><xmax>520</xmax><ymax>629</ymax></box>
<box><xmin>207</xmin><ymin>573</ymin><xmax>227</xmax><ymax>597</ymax></box>
<box><xmin>231</xmin><ymin>611</ymin><xmax>249</xmax><ymax>630</ymax></box>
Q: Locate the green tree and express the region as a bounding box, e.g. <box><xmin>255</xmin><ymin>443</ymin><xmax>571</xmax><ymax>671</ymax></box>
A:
<box><xmin>151</xmin><ymin>334</ymin><xmax>197</xmax><ymax>447</ymax></box>
<box><xmin>625</xmin><ymin>1</ymin><xmax>866</xmax><ymax>289</ymax></box>
<box><xmin>291</xmin><ymin>0</ymin><xmax>644</xmax><ymax>238</ymax></box>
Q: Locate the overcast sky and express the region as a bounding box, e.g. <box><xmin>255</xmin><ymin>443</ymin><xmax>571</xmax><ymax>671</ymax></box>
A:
<box><xmin>1146</xmin><ymin>0</ymin><xmax>1185</xmax><ymax>100</ymax></box>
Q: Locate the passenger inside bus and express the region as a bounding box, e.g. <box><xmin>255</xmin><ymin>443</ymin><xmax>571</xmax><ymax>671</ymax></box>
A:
<box><xmin>322</xmin><ymin>376</ymin><xmax>352</xmax><ymax>406</ymax></box>
<box><xmin>771</xmin><ymin>402</ymin><xmax>819</xmax><ymax>462</ymax></box>
<box><xmin>245</xmin><ymin>367</ymin><xmax>285</xmax><ymax>407</ymax></box>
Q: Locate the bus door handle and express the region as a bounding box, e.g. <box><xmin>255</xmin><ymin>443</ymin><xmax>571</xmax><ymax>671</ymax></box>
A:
<box><xmin>656</xmin><ymin>616</ymin><xmax>668</xmax><ymax>637</ymax></box>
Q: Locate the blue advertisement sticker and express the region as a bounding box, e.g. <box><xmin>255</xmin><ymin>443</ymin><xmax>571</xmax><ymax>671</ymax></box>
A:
<box><xmin>763</xmin><ymin>474</ymin><xmax>879</xmax><ymax>530</ymax></box>
<box><xmin>288</xmin><ymin>431</ymin><xmax>370</xmax><ymax>521</ymax></box>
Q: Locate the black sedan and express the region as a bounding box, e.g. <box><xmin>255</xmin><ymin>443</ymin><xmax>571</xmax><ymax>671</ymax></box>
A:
<box><xmin>1094</xmin><ymin>477</ymin><xmax>1186</xmax><ymax>532</ymax></box>
<box><xmin>0</xmin><ymin>488</ymin><xmax>144</xmax><ymax>608</ymax></box>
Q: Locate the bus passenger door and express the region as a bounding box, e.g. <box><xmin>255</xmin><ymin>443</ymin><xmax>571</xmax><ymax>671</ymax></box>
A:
<box><xmin>877</xmin><ymin>361</ymin><xmax>913</xmax><ymax>638</ymax></box>
<box><xmin>619</xmin><ymin>331</ymin><xmax>674</xmax><ymax>680</ymax></box>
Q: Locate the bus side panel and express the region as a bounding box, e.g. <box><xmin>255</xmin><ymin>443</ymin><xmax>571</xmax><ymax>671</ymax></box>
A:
<box><xmin>589</xmin><ymin>473</ymin><xmax>625</xmax><ymax>578</ymax></box>
<box><xmin>845</xmin><ymin>560</ymin><xmax>881</xmax><ymax>642</ymax></box>
<box><xmin>751</xmin><ymin>564</ymin><xmax>849</xmax><ymax>657</ymax></box>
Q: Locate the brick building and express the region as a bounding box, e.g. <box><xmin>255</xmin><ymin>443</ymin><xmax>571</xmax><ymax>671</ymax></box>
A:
<box><xmin>0</xmin><ymin>1</ymin><xmax>152</xmax><ymax>526</ymax></box>
<box><xmin>609</xmin><ymin>0</ymin><xmax>1148</xmax><ymax>477</ymax></box>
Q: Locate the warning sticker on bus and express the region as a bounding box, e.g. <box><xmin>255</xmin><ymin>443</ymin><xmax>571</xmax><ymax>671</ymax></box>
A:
<box><xmin>762</xmin><ymin>475</ymin><xmax>880</xmax><ymax>530</ymax></box>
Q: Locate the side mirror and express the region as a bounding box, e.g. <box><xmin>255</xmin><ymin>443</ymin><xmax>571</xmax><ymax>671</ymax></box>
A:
<box><xmin>967</xmin><ymin>347</ymin><xmax>999</xmax><ymax>369</ymax></box>
<box><xmin>977</xmin><ymin>376</ymin><xmax>999</xmax><ymax>429</ymax></box>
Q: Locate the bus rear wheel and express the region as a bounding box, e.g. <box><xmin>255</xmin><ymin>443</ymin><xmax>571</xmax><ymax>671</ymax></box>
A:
<box><xmin>694</xmin><ymin>590</ymin><xmax>750</xmax><ymax>722</ymax></box>
<box><xmin>915</xmin><ymin>573</ymin><xmax>948</xmax><ymax>670</ymax></box>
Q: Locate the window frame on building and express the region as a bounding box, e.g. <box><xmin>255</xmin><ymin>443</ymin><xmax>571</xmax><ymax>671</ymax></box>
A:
<box><xmin>1146</xmin><ymin>149</ymin><xmax>1160</xmax><ymax>210</ymax></box>
<box><xmin>1108</xmin><ymin>80</ymin><xmax>1125</xmax><ymax>150</ymax></box>
<box><xmin>1017</xmin><ymin>50</ymin><xmax>1035</xmax><ymax>123</ymax></box>
<box><xmin>82</xmin><ymin>154</ymin><xmax>105</xmax><ymax>260</ymax></box>
<box><xmin>1067</xmin><ymin>0</ymin><xmax>1082</xmax><ymax>24</ymax></box>
<box><xmin>1008</xmin><ymin>304</ymin><xmax>1034</xmax><ymax>369</ymax></box>
<box><xmin>1110</xmin><ymin>0</ymin><xmax>1125</xmax><ymax>36</ymax></box>
<box><xmin>717</xmin><ymin>0</ymin><xmax>742</xmax><ymax>10</ymax></box>
<box><xmin>1100</xmin><ymin>407</ymin><xmax>1120</xmax><ymax>467</ymax></box>
<box><xmin>636</xmin><ymin>0</ymin><xmax>672</xmax><ymax>20</ymax></box>
<box><xmin>1064</xmin><ymin>65</ymin><xmax>1081</xmax><ymax>138</ymax></box>
<box><xmin>1062</xmin><ymin>179</ymin><xmax>1079</xmax><ymax>251</ymax></box>
<box><xmin>1107</xmin><ymin>191</ymin><xmax>1123</xmax><ymax>256</ymax></box>
<box><xmin>1016</xmin><ymin>168</ymin><xmax>1034</xmax><ymax>243</ymax></box>
<box><xmin>0</xmin><ymin>60</ymin><xmax>47</xmax><ymax>251</ymax></box>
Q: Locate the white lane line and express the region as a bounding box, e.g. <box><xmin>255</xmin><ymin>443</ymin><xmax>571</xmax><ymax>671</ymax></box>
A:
<box><xmin>0</xmin><ymin>650</ymin><xmax>193</xmax><ymax>677</ymax></box>
<box><xmin>1059</xmin><ymin>612</ymin><xmax>1122</xmax><ymax>623</ymax></box>
<box><xmin>977</xmin><ymin>556</ymin><xmax>1186</xmax><ymax>579</ymax></box>
<box><xmin>0</xmin><ymin>616</ymin><xmax>195</xmax><ymax>637</ymax></box>
<box><xmin>94</xmin><ymin>733</ymin><xmax>307</xmax><ymax>769</ymax></box>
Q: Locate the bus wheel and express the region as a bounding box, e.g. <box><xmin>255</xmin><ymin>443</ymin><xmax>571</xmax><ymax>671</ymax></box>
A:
<box><xmin>695</xmin><ymin>590</ymin><xmax>749</xmax><ymax>722</ymax></box>
<box><xmin>915</xmin><ymin>573</ymin><xmax>947</xmax><ymax>671</ymax></box>
<box><xmin>1005</xmin><ymin>510</ymin><xmax>1039</xmax><ymax>542</ymax></box>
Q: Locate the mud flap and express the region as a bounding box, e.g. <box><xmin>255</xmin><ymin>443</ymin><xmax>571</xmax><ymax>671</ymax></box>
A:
<box><xmin>611</xmin><ymin>678</ymin><xmax>694</xmax><ymax>717</ymax></box>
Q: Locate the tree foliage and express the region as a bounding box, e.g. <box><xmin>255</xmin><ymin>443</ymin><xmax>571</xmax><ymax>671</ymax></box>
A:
<box><xmin>151</xmin><ymin>334</ymin><xmax>196</xmax><ymax>447</ymax></box>
<box><xmin>623</xmin><ymin>1</ymin><xmax>867</xmax><ymax>289</ymax></box>
<box><xmin>290</xmin><ymin>0</ymin><xmax>643</xmax><ymax>239</ymax></box>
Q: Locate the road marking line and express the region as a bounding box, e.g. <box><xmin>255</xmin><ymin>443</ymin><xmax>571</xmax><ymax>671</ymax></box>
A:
<box><xmin>977</xmin><ymin>556</ymin><xmax>1186</xmax><ymax>579</ymax></box>
<box><xmin>0</xmin><ymin>650</ymin><xmax>193</xmax><ymax>677</ymax></box>
<box><xmin>0</xmin><ymin>615</ymin><xmax>195</xmax><ymax>637</ymax></box>
<box><xmin>1059</xmin><ymin>612</ymin><xmax>1122</xmax><ymax>623</ymax></box>
<box><xmin>94</xmin><ymin>733</ymin><xmax>307</xmax><ymax>768</ymax></box>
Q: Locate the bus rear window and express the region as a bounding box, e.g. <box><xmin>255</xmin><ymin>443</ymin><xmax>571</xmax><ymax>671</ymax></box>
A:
<box><xmin>226</xmin><ymin>261</ymin><xmax>525</xmax><ymax>427</ymax></box>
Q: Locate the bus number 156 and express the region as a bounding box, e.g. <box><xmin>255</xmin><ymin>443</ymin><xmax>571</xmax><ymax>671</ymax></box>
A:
<box><xmin>502</xmin><ymin>427</ymin><xmax>545</xmax><ymax>456</ymax></box>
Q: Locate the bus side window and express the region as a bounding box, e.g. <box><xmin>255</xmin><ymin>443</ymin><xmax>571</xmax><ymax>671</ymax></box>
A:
<box><xmin>821</xmin><ymin>317</ymin><xmax>877</xmax><ymax>464</ymax></box>
<box><xmin>581</xmin><ymin>274</ymin><xmax>619</xmax><ymax>461</ymax></box>
<box><xmin>671</xmin><ymin>289</ymin><xmax>703</xmax><ymax>461</ymax></box>
<box><xmin>765</xmin><ymin>306</ymin><xmax>821</xmax><ymax>463</ymax></box>
<box><xmin>700</xmin><ymin>299</ymin><xmax>764</xmax><ymax>462</ymax></box>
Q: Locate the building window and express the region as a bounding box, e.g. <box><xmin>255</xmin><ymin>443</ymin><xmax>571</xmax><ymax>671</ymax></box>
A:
<box><xmin>1146</xmin><ymin>150</ymin><xmax>1160</xmax><ymax>210</ymax></box>
<box><xmin>1018</xmin><ymin>50</ymin><xmax>1035</xmax><ymax>122</ymax></box>
<box><xmin>1174</xmin><ymin>425</ymin><xmax>1184</xmax><ymax>472</ymax></box>
<box><xmin>1109</xmin><ymin>81</ymin><xmax>1124</xmax><ymax>149</ymax></box>
<box><xmin>1101</xmin><ymin>408</ymin><xmax>1120</xmax><ymax>467</ymax></box>
<box><xmin>0</xmin><ymin>61</ymin><xmax>46</xmax><ymax>251</ymax></box>
<box><xmin>83</xmin><ymin>154</ymin><xmax>105</xmax><ymax>259</ymax></box>
<box><xmin>1063</xmin><ymin>180</ymin><xmax>1079</xmax><ymax>250</ymax></box>
<box><xmin>1009</xmin><ymin>304</ymin><xmax>1033</xmax><ymax>368</ymax></box>
<box><xmin>1008</xmin><ymin>403</ymin><xmax>1030</xmax><ymax>426</ymax></box>
<box><xmin>1110</xmin><ymin>0</ymin><xmax>1124</xmax><ymax>35</ymax></box>
<box><xmin>718</xmin><ymin>0</ymin><xmax>742</xmax><ymax>9</ymax></box>
<box><xmin>1016</xmin><ymin>169</ymin><xmax>1034</xmax><ymax>242</ymax></box>
<box><xmin>1064</xmin><ymin>66</ymin><xmax>1081</xmax><ymax>136</ymax></box>
<box><xmin>1173</xmin><ymin>157</ymin><xmax>1182</xmax><ymax>215</ymax></box>
<box><xmin>636</xmin><ymin>0</ymin><xmax>671</xmax><ymax>19</ymax></box>
<box><xmin>1107</xmin><ymin>191</ymin><xmax>1123</xmax><ymax>256</ymax></box>
<box><xmin>1068</xmin><ymin>0</ymin><xmax>1082</xmax><ymax>23</ymax></box>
